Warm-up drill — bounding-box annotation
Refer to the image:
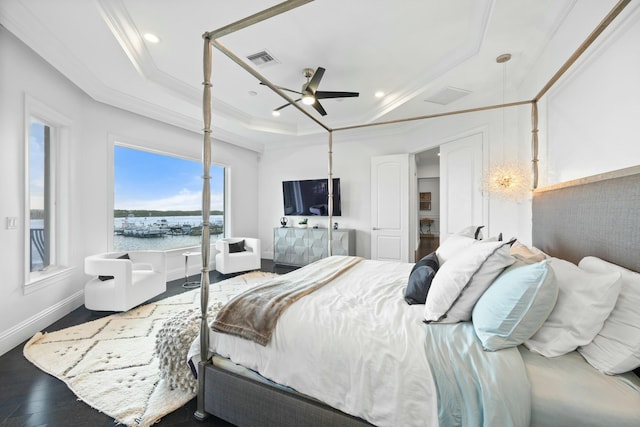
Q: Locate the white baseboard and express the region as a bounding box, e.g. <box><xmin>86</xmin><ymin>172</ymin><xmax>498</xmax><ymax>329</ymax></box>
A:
<box><xmin>0</xmin><ymin>290</ymin><xmax>84</xmax><ymax>357</ymax></box>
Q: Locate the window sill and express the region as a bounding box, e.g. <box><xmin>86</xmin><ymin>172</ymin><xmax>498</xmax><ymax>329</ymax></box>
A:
<box><xmin>24</xmin><ymin>265</ymin><xmax>76</xmax><ymax>295</ymax></box>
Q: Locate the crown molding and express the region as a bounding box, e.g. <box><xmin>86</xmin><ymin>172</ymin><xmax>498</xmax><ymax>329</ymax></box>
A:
<box><xmin>95</xmin><ymin>0</ymin><xmax>313</xmax><ymax>139</ymax></box>
<box><xmin>96</xmin><ymin>0</ymin><xmax>202</xmax><ymax>104</ymax></box>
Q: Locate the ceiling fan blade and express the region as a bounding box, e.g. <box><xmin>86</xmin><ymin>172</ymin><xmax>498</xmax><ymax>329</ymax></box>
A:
<box><xmin>279</xmin><ymin>87</ymin><xmax>303</xmax><ymax>95</ymax></box>
<box><xmin>274</xmin><ymin>99</ymin><xmax>301</xmax><ymax>112</ymax></box>
<box><xmin>315</xmin><ymin>91</ymin><xmax>360</xmax><ymax>99</ymax></box>
<box><xmin>307</xmin><ymin>67</ymin><xmax>326</xmax><ymax>93</ymax></box>
<box><xmin>259</xmin><ymin>82</ymin><xmax>302</xmax><ymax>95</ymax></box>
<box><xmin>311</xmin><ymin>99</ymin><xmax>327</xmax><ymax>116</ymax></box>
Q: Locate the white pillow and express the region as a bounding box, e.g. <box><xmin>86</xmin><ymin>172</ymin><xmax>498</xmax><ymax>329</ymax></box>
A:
<box><xmin>577</xmin><ymin>256</ymin><xmax>640</xmax><ymax>374</ymax></box>
<box><xmin>473</xmin><ymin>260</ymin><xmax>558</xmax><ymax>351</ymax></box>
<box><xmin>524</xmin><ymin>257</ymin><xmax>622</xmax><ymax>357</ymax></box>
<box><xmin>435</xmin><ymin>233</ymin><xmax>477</xmax><ymax>265</ymax></box>
<box><xmin>425</xmin><ymin>240</ymin><xmax>515</xmax><ymax>323</ymax></box>
<box><xmin>458</xmin><ymin>225</ymin><xmax>485</xmax><ymax>239</ymax></box>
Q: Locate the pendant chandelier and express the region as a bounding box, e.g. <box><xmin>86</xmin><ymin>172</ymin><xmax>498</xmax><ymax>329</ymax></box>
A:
<box><xmin>482</xmin><ymin>53</ymin><xmax>531</xmax><ymax>201</ymax></box>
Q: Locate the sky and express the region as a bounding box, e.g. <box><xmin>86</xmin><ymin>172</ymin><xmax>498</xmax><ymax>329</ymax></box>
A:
<box><xmin>114</xmin><ymin>146</ymin><xmax>225</xmax><ymax>211</ymax></box>
<box><xmin>29</xmin><ymin>121</ymin><xmax>46</xmax><ymax>210</ymax></box>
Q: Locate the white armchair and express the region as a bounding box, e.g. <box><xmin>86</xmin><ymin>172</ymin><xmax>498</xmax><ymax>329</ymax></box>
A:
<box><xmin>215</xmin><ymin>237</ymin><xmax>261</xmax><ymax>275</ymax></box>
<box><xmin>84</xmin><ymin>251</ymin><xmax>167</xmax><ymax>311</ymax></box>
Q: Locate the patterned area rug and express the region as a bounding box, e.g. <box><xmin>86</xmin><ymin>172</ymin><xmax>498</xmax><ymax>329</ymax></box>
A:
<box><xmin>23</xmin><ymin>271</ymin><xmax>277</xmax><ymax>427</ymax></box>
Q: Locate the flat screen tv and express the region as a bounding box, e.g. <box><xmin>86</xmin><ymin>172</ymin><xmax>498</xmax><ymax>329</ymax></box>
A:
<box><xmin>282</xmin><ymin>178</ymin><xmax>341</xmax><ymax>216</ymax></box>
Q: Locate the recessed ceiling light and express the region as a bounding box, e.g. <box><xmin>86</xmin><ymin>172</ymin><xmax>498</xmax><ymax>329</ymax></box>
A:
<box><xmin>272</xmin><ymin>110</ymin><xmax>281</xmax><ymax>117</ymax></box>
<box><xmin>375</xmin><ymin>91</ymin><xmax>385</xmax><ymax>98</ymax></box>
<box><xmin>143</xmin><ymin>33</ymin><xmax>160</xmax><ymax>44</ymax></box>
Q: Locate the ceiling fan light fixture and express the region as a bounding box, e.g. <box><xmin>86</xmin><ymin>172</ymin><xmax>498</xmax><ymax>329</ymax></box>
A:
<box><xmin>272</xmin><ymin>110</ymin><xmax>281</xmax><ymax>117</ymax></box>
<box><xmin>268</xmin><ymin>66</ymin><xmax>358</xmax><ymax>116</ymax></box>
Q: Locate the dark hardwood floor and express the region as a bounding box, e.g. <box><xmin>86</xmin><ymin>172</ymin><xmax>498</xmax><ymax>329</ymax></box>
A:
<box><xmin>0</xmin><ymin>259</ymin><xmax>295</xmax><ymax>427</ymax></box>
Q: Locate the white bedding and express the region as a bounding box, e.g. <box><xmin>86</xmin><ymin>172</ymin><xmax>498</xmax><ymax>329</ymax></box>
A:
<box><xmin>190</xmin><ymin>258</ymin><xmax>531</xmax><ymax>427</ymax></box>
<box><xmin>519</xmin><ymin>346</ymin><xmax>640</xmax><ymax>427</ymax></box>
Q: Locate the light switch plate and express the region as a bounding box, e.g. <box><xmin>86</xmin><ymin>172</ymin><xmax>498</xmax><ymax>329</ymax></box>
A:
<box><xmin>6</xmin><ymin>217</ymin><xmax>18</xmax><ymax>229</ymax></box>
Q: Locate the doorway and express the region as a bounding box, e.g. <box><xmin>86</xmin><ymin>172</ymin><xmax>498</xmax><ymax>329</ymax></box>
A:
<box><xmin>415</xmin><ymin>148</ymin><xmax>440</xmax><ymax>260</ymax></box>
<box><xmin>417</xmin><ymin>178</ymin><xmax>440</xmax><ymax>259</ymax></box>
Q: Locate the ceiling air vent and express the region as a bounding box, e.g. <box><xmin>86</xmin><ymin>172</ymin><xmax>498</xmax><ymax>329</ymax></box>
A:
<box><xmin>424</xmin><ymin>86</ymin><xmax>471</xmax><ymax>105</ymax></box>
<box><xmin>247</xmin><ymin>50</ymin><xmax>279</xmax><ymax>67</ymax></box>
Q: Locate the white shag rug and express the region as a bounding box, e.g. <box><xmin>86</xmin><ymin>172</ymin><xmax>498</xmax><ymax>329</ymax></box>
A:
<box><xmin>23</xmin><ymin>271</ymin><xmax>277</xmax><ymax>427</ymax></box>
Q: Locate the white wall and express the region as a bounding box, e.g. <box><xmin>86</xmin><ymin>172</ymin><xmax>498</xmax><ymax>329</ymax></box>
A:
<box><xmin>0</xmin><ymin>27</ymin><xmax>260</xmax><ymax>355</ymax></box>
<box><xmin>257</xmin><ymin>108</ymin><xmax>527</xmax><ymax>259</ymax></box>
<box><xmin>417</xmin><ymin>157</ymin><xmax>440</xmax><ymax>178</ymax></box>
<box><xmin>518</xmin><ymin>1</ymin><xmax>640</xmax><ymax>189</ymax></box>
<box><xmin>542</xmin><ymin>4</ymin><xmax>640</xmax><ymax>185</ymax></box>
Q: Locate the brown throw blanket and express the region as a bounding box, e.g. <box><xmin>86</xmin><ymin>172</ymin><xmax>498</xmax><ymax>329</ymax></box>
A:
<box><xmin>212</xmin><ymin>255</ymin><xmax>364</xmax><ymax>346</ymax></box>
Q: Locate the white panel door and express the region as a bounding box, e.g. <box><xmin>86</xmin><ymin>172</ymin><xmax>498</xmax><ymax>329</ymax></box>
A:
<box><xmin>439</xmin><ymin>133</ymin><xmax>485</xmax><ymax>243</ymax></box>
<box><xmin>371</xmin><ymin>154</ymin><xmax>409</xmax><ymax>262</ymax></box>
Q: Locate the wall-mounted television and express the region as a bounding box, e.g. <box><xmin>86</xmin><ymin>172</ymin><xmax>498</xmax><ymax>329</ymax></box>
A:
<box><xmin>282</xmin><ymin>178</ymin><xmax>341</xmax><ymax>216</ymax></box>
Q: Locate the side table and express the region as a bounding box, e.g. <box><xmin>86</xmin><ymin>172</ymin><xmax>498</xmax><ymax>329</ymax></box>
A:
<box><xmin>182</xmin><ymin>251</ymin><xmax>201</xmax><ymax>289</ymax></box>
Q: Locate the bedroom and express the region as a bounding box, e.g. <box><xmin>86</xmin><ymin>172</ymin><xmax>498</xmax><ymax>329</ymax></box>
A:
<box><xmin>0</xmin><ymin>0</ymin><xmax>639</xmax><ymax>425</ymax></box>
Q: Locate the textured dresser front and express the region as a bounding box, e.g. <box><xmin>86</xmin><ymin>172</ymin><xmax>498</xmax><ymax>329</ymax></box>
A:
<box><xmin>274</xmin><ymin>227</ymin><xmax>308</xmax><ymax>266</ymax></box>
<box><xmin>273</xmin><ymin>227</ymin><xmax>355</xmax><ymax>267</ymax></box>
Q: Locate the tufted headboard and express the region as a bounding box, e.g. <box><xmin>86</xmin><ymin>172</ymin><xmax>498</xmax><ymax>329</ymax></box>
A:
<box><xmin>532</xmin><ymin>165</ymin><xmax>640</xmax><ymax>273</ymax></box>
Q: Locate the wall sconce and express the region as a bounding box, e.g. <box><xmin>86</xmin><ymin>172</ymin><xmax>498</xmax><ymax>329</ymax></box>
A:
<box><xmin>481</xmin><ymin>161</ymin><xmax>531</xmax><ymax>201</ymax></box>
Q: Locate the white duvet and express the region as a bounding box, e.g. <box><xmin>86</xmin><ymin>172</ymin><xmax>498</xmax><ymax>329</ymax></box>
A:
<box><xmin>190</xmin><ymin>258</ymin><xmax>530</xmax><ymax>427</ymax></box>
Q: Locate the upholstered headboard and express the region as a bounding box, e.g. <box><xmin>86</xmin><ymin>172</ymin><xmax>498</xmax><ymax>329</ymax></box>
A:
<box><xmin>532</xmin><ymin>165</ymin><xmax>640</xmax><ymax>273</ymax></box>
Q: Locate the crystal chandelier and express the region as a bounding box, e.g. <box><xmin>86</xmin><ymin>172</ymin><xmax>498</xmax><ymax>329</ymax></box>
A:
<box><xmin>482</xmin><ymin>53</ymin><xmax>531</xmax><ymax>201</ymax></box>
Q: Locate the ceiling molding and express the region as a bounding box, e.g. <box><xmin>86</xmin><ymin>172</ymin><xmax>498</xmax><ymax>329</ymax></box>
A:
<box><xmin>96</xmin><ymin>0</ymin><xmax>201</xmax><ymax>104</ymax></box>
<box><xmin>96</xmin><ymin>0</ymin><xmax>306</xmax><ymax>139</ymax></box>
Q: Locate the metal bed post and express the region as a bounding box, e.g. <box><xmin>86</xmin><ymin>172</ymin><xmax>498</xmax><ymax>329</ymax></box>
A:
<box><xmin>194</xmin><ymin>33</ymin><xmax>212</xmax><ymax>422</ymax></box>
<box><xmin>531</xmin><ymin>101</ymin><xmax>539</xmax><ymax>190</ymax></box>
<box><xmin>328</xmin><ymin>130</ymin><xmax>333</xmax><ymax>256</ymax></box>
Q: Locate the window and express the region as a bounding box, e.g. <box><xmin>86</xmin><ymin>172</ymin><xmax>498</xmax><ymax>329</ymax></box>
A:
<box><xmin>28</xmin><ymin>120</ymin><xmax>52</xmax><ymax>272</ymax></box>
<box><xmin>113</xmin><ymin>145</ymin><xmax>225</xmax><ymax>252</ymax></box>
<box><xmin>24</xmin><ymin>96</ymin><xmax>72</xmax><ymax>292</ymax></box>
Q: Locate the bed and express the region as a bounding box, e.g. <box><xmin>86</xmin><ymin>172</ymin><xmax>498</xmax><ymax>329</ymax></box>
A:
<box><xmin>187</xmin><ymin>167</ymin><xmax>640</xmax><ymax>426</ymax></box>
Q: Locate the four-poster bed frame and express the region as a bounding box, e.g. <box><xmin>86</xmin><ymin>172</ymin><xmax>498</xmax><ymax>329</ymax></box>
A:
<box><xmin>194</xmin><ymin>0</ymin><xmax>633</xmax><ymax>424</ymax></box>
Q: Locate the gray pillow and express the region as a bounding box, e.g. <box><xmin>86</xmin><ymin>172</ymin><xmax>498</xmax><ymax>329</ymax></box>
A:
<box><xmin>405</xmin><ymin>252</ymin><xmax>439</xmax><ymax>305</ymax></box>
<box><xmin>228</xmin><ymin>240</ymin><xmax>245</xmax><ymax>253</ymax></box>
<box><xmin>98</xmin><ymin>253</ymin><xmax>130</xmax><ymax>281</ymax></box>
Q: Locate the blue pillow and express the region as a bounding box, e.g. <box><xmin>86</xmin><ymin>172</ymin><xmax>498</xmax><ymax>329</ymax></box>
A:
<box><xmin>472</xmin><ymin>260</ymin><xmax>558</xmax><ymax>351</ymax></box>
<box><xmin>405</xmin><ymin>252</ymin><xmax>439</xmax><ymax>305</ymax></box>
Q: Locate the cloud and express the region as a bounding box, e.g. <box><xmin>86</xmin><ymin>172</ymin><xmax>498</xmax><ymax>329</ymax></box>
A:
<box><xmin>116</xmin><ymin>188</ymin><xmax>224</xmax><ymax>211</ymax></box>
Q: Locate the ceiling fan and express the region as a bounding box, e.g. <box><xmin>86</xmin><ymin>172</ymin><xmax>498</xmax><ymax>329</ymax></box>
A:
<box><xmin>267</xmin><ymin>67</ymin><xmax>359</xmax><ymax>116</ymax></box>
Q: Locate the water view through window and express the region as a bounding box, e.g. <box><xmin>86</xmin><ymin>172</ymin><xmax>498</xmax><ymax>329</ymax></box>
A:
<box><xmin>113</xmin><ymin>146</ymin><xmax>225</xmax><ymax>251</ymax></box>
<box><xmin>29</xmin><ymin>120</ymin><xmax>51</xmax><ymax>272</ymax></box>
